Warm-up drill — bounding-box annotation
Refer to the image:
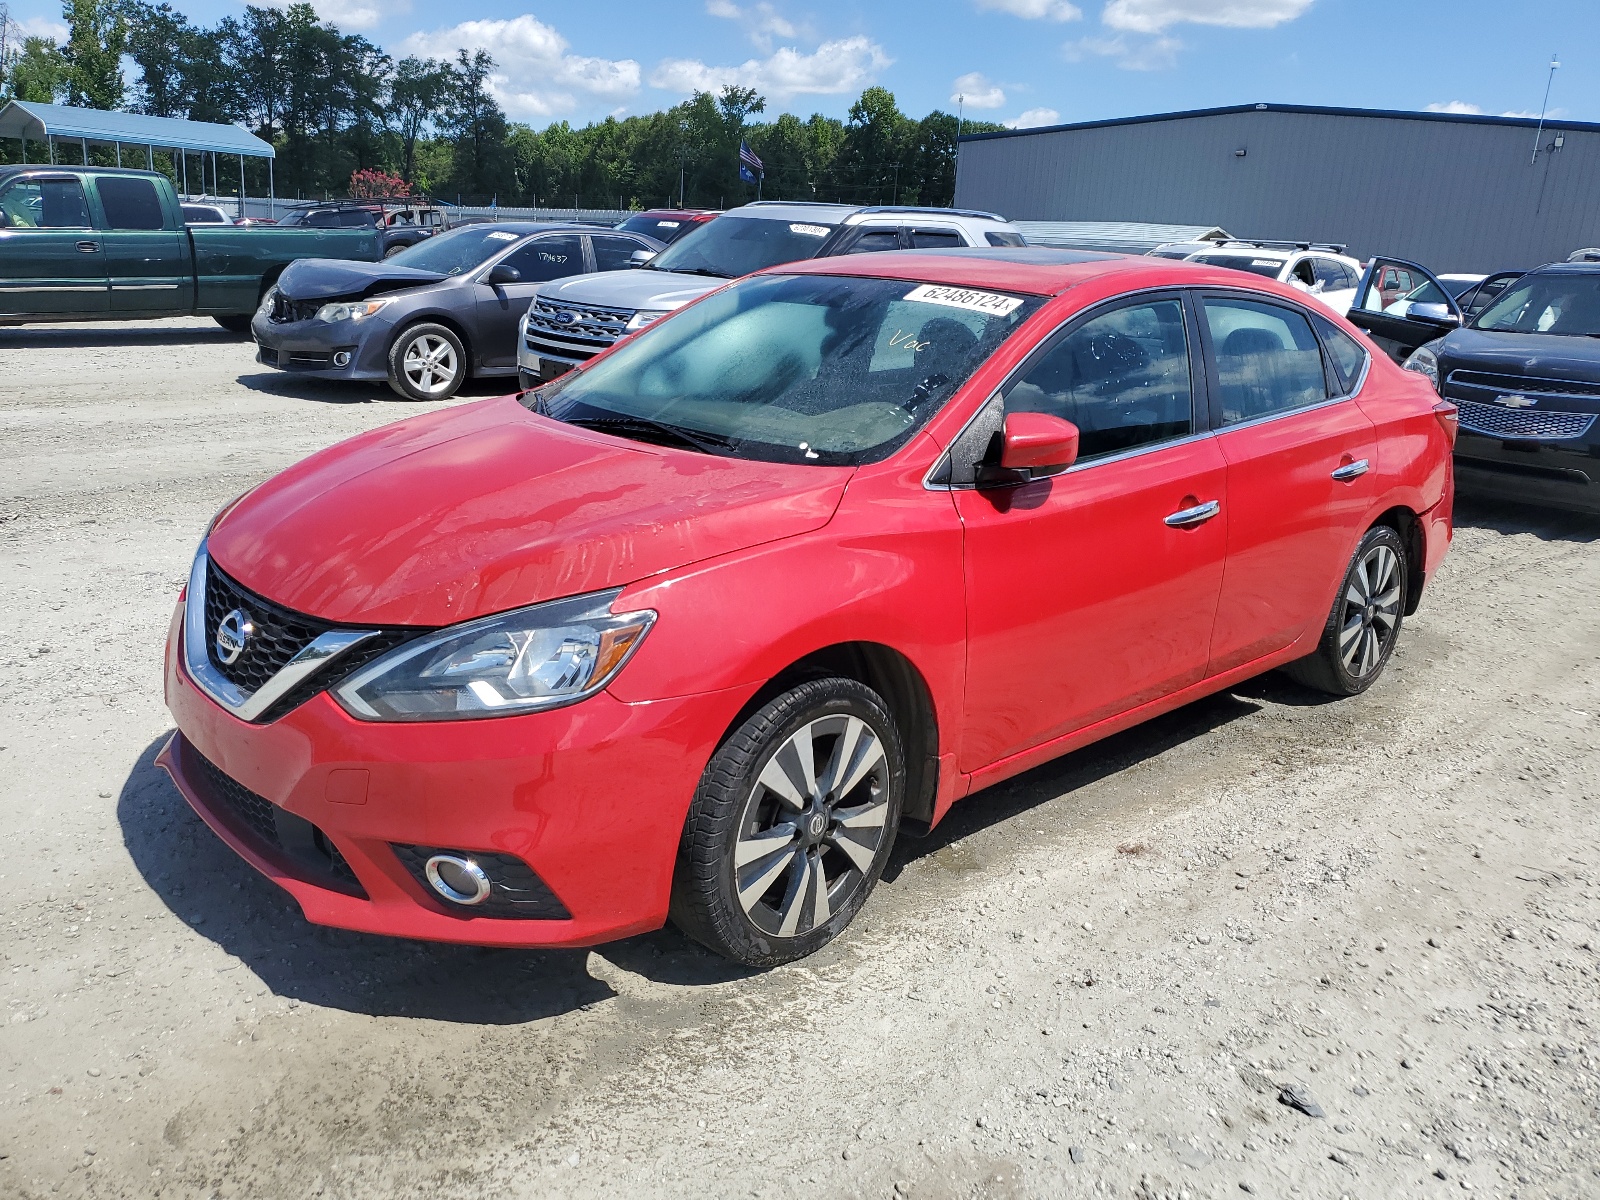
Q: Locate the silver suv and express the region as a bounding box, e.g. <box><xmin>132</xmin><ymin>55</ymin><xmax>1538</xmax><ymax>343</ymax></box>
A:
<box><xmin>517</xmin><ymin>201</ymin><xmax>1024</xmax><ymax>387</ymax></box>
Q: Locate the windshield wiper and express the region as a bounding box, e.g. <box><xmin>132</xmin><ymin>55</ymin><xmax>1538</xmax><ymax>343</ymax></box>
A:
<box><xmin>668</xmin><ymin>266</ymin><xmax>733</xmax><ymax>279</ymax></box>
<box><xmin>564</xmin><ymin>414</ymin><xmax>736</xmax><ymax>455</ymax></box>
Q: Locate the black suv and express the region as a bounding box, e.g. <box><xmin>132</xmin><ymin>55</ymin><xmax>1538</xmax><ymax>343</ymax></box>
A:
<box><xmin>1348</xmin><ymin>256</ymin><xmax>1600</xmax><ymax>514</ymax></box>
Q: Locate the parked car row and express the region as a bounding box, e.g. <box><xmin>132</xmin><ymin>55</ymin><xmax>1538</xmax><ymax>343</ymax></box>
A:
<box><xmin>163</xmin><ymin>245</ymin><xmax>1457</xmax><ymax>965</ymax></box>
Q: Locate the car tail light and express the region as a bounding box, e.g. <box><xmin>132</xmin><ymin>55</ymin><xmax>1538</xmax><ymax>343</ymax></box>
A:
<box><xmin>1432</xmin><ymin>399</ymin><xmax>1459</xmax><ymax>448</ymax></box>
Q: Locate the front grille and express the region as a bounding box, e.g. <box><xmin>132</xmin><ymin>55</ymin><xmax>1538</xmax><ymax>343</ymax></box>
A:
<box><xmin>201</xmin><ymin>559</ymin><xmax>424</xmax><ymax>722</ymax></box>
<box><xmin>268</xmin><ymin>293</ymin><xmax>320</xmax><ymax>324</ymax></box>
<box><xmin>1455</xmin><ymin>398</ymin><xmax>1597</xmax><ymax>441</ymax></box>
<box><xmin>524</xmin><ymin>297</ymin><xmax>631</xmax><ymax>361</ymax></box>
<box><xmin>204</xmin><ymin>560</ymin><xmax>330</xmax><ymax>694</ymax></box>
<box><xmin>183</xmin><ymin>739</ymin><xmax>367</xmax><ymax>898</ymax></box>
<box><xmin>1447</xmin><ymin>370</ymin><xmax>1600</xmax><ymax>399</ymax></box>
<box><xmin>391</xmin><ymin>844</ymin><xmax>571</xmax><ymax>920</ymax></box>
<box><xmin>286</xmin><ymin>351</ymin><xmax>333</xmax><ymax>369</ymax></box>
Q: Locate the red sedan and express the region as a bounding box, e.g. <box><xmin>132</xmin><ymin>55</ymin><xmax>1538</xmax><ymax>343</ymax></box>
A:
<box><xmin>160</xmin><ymin>249</ymin><xmax>1455</xmax><ymax>965</ymax></box>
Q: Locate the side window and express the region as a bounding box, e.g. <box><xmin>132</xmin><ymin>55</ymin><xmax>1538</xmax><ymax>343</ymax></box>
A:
<box><xmin>1312</xmin><ymin>313</ymin><xmax>1370</xmax><ymax>394</ymax></box>
<box><xmin>842</xmin><ymin>228</ymin><xmax>902</xmax><ymax>255</ymax></box>
<box><xmin>1004</xmin><ymin>298</ymin><xmax>1193</xmax><ymax>462</ymax></box>
<box><xmin>909</xmin><ymin>227</ymin><xmax>964</xmax><ymax>249</ymax></box>
<box><xmin>1313</xmin><ymin>259</ymin><xmax>1349</xmax><ymax>291</ymax></box>
<box><xmin>305</xmin><ymin>209</ymin><xmax>340</xmax><ymax>227</ymax></box>
<box><xmin>592</xmin><ymin>234</ymin><xmax>646</xmax><ymax>271</ymax></box>
<box><xmin>501</xmin><ymin>234</ymin><xmax>584</xmax><ymax>282</ymax></box>
<box><xmin>985</xmin><ymin>230</ymin><xmax>1026</xmax><ymax>247</ymax></box>
<box><xmin>1203</xmin><ymin>297</ymin><xmax>1330</xmax><ymax>424</ymax></box>
<box><xmin>1289</xmin><ymin>258</ymin><xmax>1318</xmax><ymax>289</ymax></box>
<box><xmin>339</xmin><ymin>209</ymin><xmax>376</xmax><ymax>227</ymax></box>
<box><xmin>97</xmin><ymin>177</ymin><xmax>167</xmax><ymax>230</ymax></box>
<box><xmin>0</xmin><ymin>178</ymin><xmax>91</xmax><ymax>228</ymax></box>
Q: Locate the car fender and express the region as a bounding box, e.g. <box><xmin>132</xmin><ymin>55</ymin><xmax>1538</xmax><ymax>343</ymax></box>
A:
<box><xmin>608</xmin><ymin>438</ymin><xmax>967</xmax><ymax>756</ymax></box>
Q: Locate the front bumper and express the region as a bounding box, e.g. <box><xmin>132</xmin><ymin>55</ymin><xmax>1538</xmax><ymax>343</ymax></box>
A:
<box><xmin>1454</xmin><ymin>430</ymin><xmax>1600</xmax><ymax>514</ymax></box>
<box><xmin>161</xmin><ymin>602</ymin><xmax>753</xmax><ymax>947</ymax></box>
<box><xmin>250</xmin><ymin>310</ymin><xmax>392</xmax><ymax>381</ymax></box>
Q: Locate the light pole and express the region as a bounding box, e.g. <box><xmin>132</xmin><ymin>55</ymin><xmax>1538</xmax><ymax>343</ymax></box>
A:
<box><xmin>1531</xmin><ymin>55</ymin><xmax>1560</xmax><ymax>165</ymax></box>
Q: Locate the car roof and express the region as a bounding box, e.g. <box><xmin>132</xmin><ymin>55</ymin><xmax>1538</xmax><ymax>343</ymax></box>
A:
<box><xmin>1531</xmin><ymin>261</ymin><xmax>1600</xmax><ymax>276</ymax></box>
<box><xmin>630</xmin><ymin>208</ymin><xmax>719</xmax><ymax>219</ymax></box>
<box><xmin>768</xmin><ymin>246</ymin><xmax>1308</xmax><ymax>298</ymax></box>
<box><xmin>443</xmin><ymin>220</ymin><xmax>597</xmax><ymax>235</ymax></box>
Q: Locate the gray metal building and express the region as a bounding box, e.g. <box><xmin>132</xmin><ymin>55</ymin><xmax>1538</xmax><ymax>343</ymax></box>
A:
<box><xmin>954</xmin><ymin>102</ymin><xmax>1600</xmax><ymax>273</ymax></box>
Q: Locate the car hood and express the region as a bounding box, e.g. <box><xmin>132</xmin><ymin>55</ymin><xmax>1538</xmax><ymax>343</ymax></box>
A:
<box><xmin>207</xmin><ymin>396</ymin><xmax>851</xmax><ymax>627</ymax></box>
<box><xmin>1439</xmin><ymin>327</ymin><xmax>1600</xmax><ymax>387</ymax></box>
<box><xmin>274</xmin><ymin>257</ymin><xmax>448</xmax><ymax>302</ymax></box>
<box><xmin>535</xmin><ymin>269</ymin><xmax>724</xmax><ymax>313</ymax></box>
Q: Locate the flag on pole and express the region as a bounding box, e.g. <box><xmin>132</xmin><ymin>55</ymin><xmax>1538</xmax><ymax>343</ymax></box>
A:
<box><xmin>738</xmin><ymin>140</ymin><xmax>764</xmax><ymax>184</ymax></box>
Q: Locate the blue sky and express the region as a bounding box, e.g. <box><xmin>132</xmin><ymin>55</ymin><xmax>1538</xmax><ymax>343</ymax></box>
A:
<box><xmin>12</xmin><ymin>0</ymin><xmax>1597</xmax><ymax>130</ymax></box>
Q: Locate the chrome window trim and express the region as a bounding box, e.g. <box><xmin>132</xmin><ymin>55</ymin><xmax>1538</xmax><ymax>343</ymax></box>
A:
<box><xmin>1209</xmin><ymin>392</ymin><xmax>1355</xmax><ymax>437</ymax></box>
<box><xmin>183</xmin><ymin>542</ymin><xmax>376</xmax><ymax>722</ymax></box>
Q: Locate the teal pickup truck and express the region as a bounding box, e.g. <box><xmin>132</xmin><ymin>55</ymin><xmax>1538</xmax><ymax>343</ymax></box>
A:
<box><xmin>0</xmin><ymin>165</ymin><xmax>381</xmax><ymax>332</ymax></box>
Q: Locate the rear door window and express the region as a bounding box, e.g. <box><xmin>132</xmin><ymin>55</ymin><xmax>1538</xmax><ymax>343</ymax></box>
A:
<box><xmin>338</xmin><ymin>209</ymin><xmax>377</xmax><ymax>227</ymax></box>
<box><xmin>909</xmin><ymin>228</ymin><xmax>964</xmax><ymax>250</ymax></box>
<box><xmin>1004</xmin><ymin>297</ymin><xmax>1194</xmax><ymax>462</ymax></box>
<box><xmin>1202</xmin><ymin>296</ymin><xmax>1329</xmax><ymax>424</ymax></box>
<box><xmin>841</xmin><ymin>228</ymin><xmax>903</xmax><ymax>255</ymax></box>
<box><xmin>592</xmin><ymin>234</ymin><xmax>646</xmax><ymax>271</ymax></box>
<box><xmin>96</xmin><ymin>177</ymin><xmax>166</xmax><ymax>230</ymax></box>
<box><xmin>0</xmin><ymin>177</ymin><xmax>91</xmax><ymax>228</ymax></box>
<box><xmin>1311</xmin><ymin>313</ymin><xmax>1370</xmax><ymax>394</ymax></box>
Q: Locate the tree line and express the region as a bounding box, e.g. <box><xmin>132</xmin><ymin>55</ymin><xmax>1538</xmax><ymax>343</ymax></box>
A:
<box><xmin>0</xmin><ymin>0</ymin><xmax>1005</xmax><ymax>206</ymax></box>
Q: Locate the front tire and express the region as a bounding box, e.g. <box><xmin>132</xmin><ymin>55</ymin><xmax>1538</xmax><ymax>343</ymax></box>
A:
<box><xmin>1284</xmin><ymin>525</ymin><xmax>1407</xmax><ymax>696</ymax></box>
<box><xmin>670</xmin><ymin>678</ymin><xmax>905</xmax><ymax>966</ymax></box>
<box><xmin>387</xmin><ymin>322</ymin><xmax>466</xmax><ymax>401</ymax></box>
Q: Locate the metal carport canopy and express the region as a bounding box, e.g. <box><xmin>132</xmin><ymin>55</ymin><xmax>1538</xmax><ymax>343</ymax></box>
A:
<box><xmin>0</xmin><ymin>101</ymin><xmax>273</xmax><ymax>158</ymax></box>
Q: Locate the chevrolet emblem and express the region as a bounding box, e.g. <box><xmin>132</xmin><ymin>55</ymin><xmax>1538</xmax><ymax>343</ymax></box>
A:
<box><xmin>1495</xmin><ymin>394</ymin><xmax>1536</xmax><ymax>408</ymax></box>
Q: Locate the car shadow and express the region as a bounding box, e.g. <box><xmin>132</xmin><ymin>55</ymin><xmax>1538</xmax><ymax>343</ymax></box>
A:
<box><xmin>883</xmin><ymin>687</ymin><xmax>1265</xmax><ymax>878</ymax></box>
<box><xmin>0</xmin><ymin>324</ymin><xmax>241</xmax><ymax>349</ymax></box>
<box><xmin>1453</xmin><ymin>494</ymin><xmax>1600</xmax><ymax>543</ymax></box>
<box><xmin>118</xmin><ymin>734</ymin><xmax>617</xmax><ymax>1023</ymax></box>
<box><xmin>235</xmin><ymin>372</ymin><xmax>516</xmax><ymax>406</ymax></box>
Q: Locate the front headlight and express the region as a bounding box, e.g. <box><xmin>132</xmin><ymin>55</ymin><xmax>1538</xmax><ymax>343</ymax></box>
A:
<box><xmin>315</xmin><ymin>298</ymin><xmax>393</xmax><ymax>323</ymax></box>
<box><xmin>624</xmin><ymin>309</ymin><xmax>669</xmax><ymax>332</ymax></box>
<box><xmin>333</xmin><ymin>589</ymin><xmax>655</xmax><ymax>722</ymax></box>
<box><xmin>1402</xmin><ymin>343</ymin><xmax>1441</xmax><ymax>391</ymax></box>
<box><xmin>257</xmin><ymin>287</ymin><xmax>277</xmax><ymax>315</ymax></box>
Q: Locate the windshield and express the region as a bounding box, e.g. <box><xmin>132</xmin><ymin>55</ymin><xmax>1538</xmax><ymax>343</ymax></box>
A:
<box><xmin>531</xmin><ymin>273</ymin><xmax>1042</xmax><ymax>465</ymax></box>
<box><xmin>620</xmin><ymin>214</ymin><xmax>700</xmax><ymax>243</ymax></box>
<box><xmin>1189</xmin><ymin>253</ymin><xmax>1284</xmax><ymax>279</ymax></box>
<box><xmin>385</xmin><ymin>226</ymin><xmax>522</xmax><ymax>275</ymax></box>
<box><xmin>648</xmin><ymin>214</ymin><xmax>836</xmax><ymax>279</ymax></box>
<box><xmin>1473</xmin><ymin>274</ymin><xmax>1600</xmax><ymax>337</ymax></box>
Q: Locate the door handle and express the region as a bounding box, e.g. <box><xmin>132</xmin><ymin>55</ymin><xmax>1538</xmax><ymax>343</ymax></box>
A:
<box><xmin>1331</xmin><ymin>459</ymin><xmax>1370</xmax><ymax>482</ymax></box>
<box><xmin>76</xmin><ymin>240</ymin><xmax>99</xmax><ymax>253</ymax></box>
<box><xmin>1164</xmin><ymin>500</ymin><xmax>1221</xmax><ymax>528</ymax></box>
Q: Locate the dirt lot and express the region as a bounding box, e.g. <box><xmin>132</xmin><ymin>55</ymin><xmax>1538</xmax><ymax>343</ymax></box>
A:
<box><xmin>1</xmin><ymin>318</ymin><xmax>1598</xmax><ymax>1200</ymax></box>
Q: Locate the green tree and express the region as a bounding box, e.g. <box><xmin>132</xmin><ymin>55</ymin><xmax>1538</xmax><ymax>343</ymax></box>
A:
<box><xmin>60</xmin><ymin>0</ymin><xmax>125</xmax><ymax>109</ymax></box>
<box><xmin>5</xmin><ymin>35</ymin><xmax>68</xmax><ymax>103</ymax></box>
<box><xmin>388</xmin><ymin>56</ymin><xmax>451</xmax><ymax>184</ymax></box>
<box><xmin>444</xmin><ymin>48</ymin><xmax>508</xmax><ymax>200</ymax></box>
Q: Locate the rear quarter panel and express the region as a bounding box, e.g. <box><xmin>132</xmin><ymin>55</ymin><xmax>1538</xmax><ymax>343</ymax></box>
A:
<box><xmin>190</xmin><ymin>226</ymin><xmax>383</xmax><ymax>315</ymax></box>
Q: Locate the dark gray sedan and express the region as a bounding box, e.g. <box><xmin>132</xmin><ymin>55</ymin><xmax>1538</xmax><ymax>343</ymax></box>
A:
<box><xmin>251</xmin><ymin>222</ymin><xmax>664</xmax><ymax>400</ymax></box>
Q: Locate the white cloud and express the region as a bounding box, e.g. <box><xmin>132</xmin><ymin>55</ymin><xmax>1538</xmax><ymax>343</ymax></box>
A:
<box><xmin>18</xmin><ymin>15</ymin><xmax>69</xmax><ymax>40</ymax></box>
<box><xmin>649</xmin><ymin>36</ymin><xmax>891</xmax><ymax>100</ymax></box>
<box><xmin>952</xmin><ymin>72</ymin><xmax>1006</xmax><ymax>109</ymax></box>
<box><xmin>1500</xmin><ymin>107</ymin><xmax>1565</xmax><ymax>120</ymax></box>
<box><xmin>705</xmin><ymin>0</ymin><xmax>803</xmax><ymax>51</ymax></box>
<box><xmin>400</xmin><ymin>15</ymin><xmax>640</xmax><ymax>119</ymax></box>
<box><xmin>1006</xmin><ymin>107</ymin><xmax>1061</xmax><ymax>128</ymax></box>
<box><xmin>1064</xmin><ymin>33</ymin><xmax>1182</xmax><ymax>70</ymax></box>
<box><xmin>1425</xmin><ymin>101</ymin><xmax>1481</xmax><ymax>115</ymax></box>
<box><xmin>257</xmin><ymin>0</ymin><xmax>395</xmax><ymax>31</ymax></box>
<box><xmin>1102</xmin><ymin>0</ymin><xmax>1313</xmax><ymax>33</ymax></box>
<box><xmin>976</xmin><ymin>0</ymin><xmax>1083</xmax><ymax>20</ymax></box>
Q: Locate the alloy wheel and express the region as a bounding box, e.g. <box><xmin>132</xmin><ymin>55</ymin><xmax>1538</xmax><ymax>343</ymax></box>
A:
<box><xmin>402</xmin><ymin>334</ymin><xmax>458</xmax><ymax>396</ymax></box>
<box><xmin>733</xmin><ymin>714</ymin><xmax>890</xmax><ymax>939</ymax></box>
<box><xmin>1339</xmin><ymin>542</ymin><xmax>1401</xmax><ymax>678</ymax></box>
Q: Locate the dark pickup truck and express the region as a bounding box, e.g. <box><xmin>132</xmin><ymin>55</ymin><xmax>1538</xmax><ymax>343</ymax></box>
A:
<box><xmin>0</xmin><ymin>165</ymin><xmax>381</xmax><ymax>332</ymax></box>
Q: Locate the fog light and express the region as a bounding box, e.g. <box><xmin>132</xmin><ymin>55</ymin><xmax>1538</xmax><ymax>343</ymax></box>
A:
<box><xmin>332</xmin><ymin>350</ymin><xmax>352</xmax><ymax>368</ymax></box>
<box><xmin>424</xmin><ymin>854</ymin><xmax>491</xmax><ymax>905</ymax></box>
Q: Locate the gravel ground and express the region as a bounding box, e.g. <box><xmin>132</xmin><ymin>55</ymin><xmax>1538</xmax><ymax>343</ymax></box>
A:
<box><xmin>2</xmin><ymin>318</ymin><xmax>1598</xmax><ymax>1200</ymax></box>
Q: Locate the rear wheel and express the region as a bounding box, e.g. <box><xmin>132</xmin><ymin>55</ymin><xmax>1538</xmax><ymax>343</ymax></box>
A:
<box><xmin>1284</xmin><ymin>525</ymin><xmax>1407</xmax><ymax>696</ymax></box>
<box><xmin>670</xmin><ymin>678</ymin><xmax>904</xmax><ymax>966</ymax></box>
<box><xmin>214</xmin><ymin>314</ymin><xmax>252</xmax><ymax>334</ymax></box>
<box><xmin>387</xmin><ymin>322</ymin><xmax>466</xmax><ymax>401</ymax></box>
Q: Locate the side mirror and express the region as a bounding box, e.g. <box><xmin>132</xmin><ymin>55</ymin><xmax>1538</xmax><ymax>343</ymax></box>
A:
<box><xmin>629</xmin><ymin>249</ymin><xmax>656</xmax><ymax>266</ymax></box>
<box><xmin>1407</xmin><ymin>301</ymin><xmax>1460</xmax><ymax>328</ymax></box>
<box><xmin>996</xmin><ymin>412</ymin><xmax>1080</xmax><ymax>477</ymax></box>
<box><xmin>487</xmin><ymin>263</ymin><xmax>521</xmax><ymax>285</ymax></box>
